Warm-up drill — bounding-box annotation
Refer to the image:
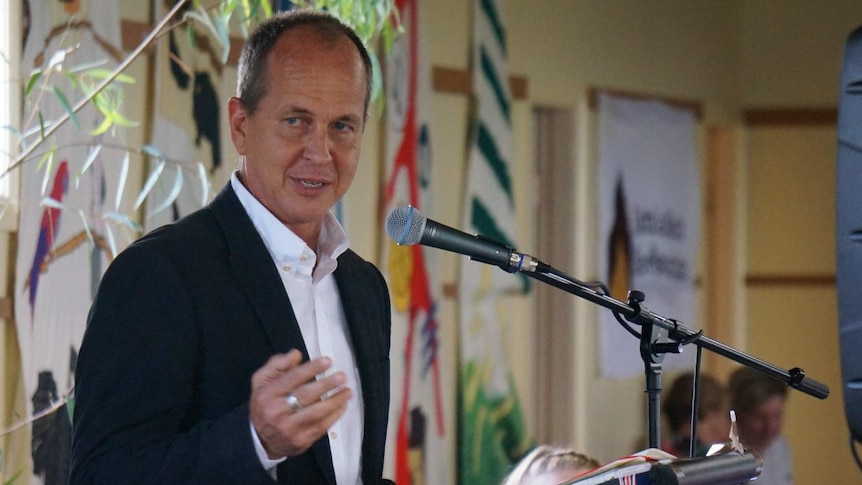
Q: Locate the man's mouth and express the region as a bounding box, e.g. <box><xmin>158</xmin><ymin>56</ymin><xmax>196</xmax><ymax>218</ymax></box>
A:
<box><xmin>299</xmin><ymin>180</ymin><xmax>324</xmax><ymax>188</ymax></box>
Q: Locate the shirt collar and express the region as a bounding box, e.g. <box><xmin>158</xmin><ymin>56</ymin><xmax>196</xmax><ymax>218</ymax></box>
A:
<box><xmin>230</xmin><ymin>172</ymin><xmax>349</xmax><ymax>273</ymax></box>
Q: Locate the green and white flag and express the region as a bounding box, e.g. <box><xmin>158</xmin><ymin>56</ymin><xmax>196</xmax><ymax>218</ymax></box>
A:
<box><xmin>458</xmin><ymin>0</ymin><xmax>530</xmax><ymax>482</ymax></box>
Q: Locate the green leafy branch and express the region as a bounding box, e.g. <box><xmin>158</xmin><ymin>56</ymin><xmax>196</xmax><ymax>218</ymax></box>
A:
<box><xmin>25</xmin><ymin>141</ymin><xmax>212</xmax><ymax>257</ymax></box>
<box><xmin>0</xmin><ymin>0</ymin><xmax>276</xmax><ymax>253</ymax></box>
<box><xmin>295</xmin><ymin>0</ymin><xmax>401</xmax><ymax>103</ymax></box>
<box><xmin>7</xmin><ymin>0</ymin><xmax>284</xmax><ymax>178</ymax></box>
<box><xmin>5</xmin><ymin>0</ymin><xmax>190</xmax><ymax>178</ymax></box>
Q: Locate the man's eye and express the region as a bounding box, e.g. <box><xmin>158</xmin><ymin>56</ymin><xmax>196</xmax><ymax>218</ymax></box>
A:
<box><xmin>334</xmin><ymin>122</ymin><xmax>352</xmax><ymax>132</ymax></box>
<box><xmin>284</xmin><ymin>117</ymin><xmax>301</xmax><ymax>126</ymax></box>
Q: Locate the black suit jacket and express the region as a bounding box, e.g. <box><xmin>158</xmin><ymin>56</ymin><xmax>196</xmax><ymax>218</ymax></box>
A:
<box><xmin>71</xmin><ymin>185</ymin><xmax>392</xmax><ymax>484</ymax></box>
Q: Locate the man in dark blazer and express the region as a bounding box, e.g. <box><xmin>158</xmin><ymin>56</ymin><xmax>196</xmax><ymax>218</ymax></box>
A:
<box><xmin>71</xmin><ymin>10</ymin><xmax>392</xmax><ymax>484</ymax></box>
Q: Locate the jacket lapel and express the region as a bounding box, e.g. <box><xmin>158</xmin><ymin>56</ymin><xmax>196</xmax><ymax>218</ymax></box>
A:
<box><xmin>209</xmin><ymin>184</ymin><xmax>336</xmax><ymax>485</ymax></box>
<box><xmin>209</xmin><ymin>185</ymin><xmax>309</xmax><ymax>358</ymax></box>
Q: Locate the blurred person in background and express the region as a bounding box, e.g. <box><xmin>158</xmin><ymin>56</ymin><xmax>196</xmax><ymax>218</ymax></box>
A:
<box><xmin>729</xmin><ymin>366</ymin><xmax>792</xmax><ymax>485</ymax></box>
<box><xmin>661</xmin><ymin>371</ymin><xmax>730</xmax><ymax>457</ymax></box>
<box><xmin>501</xmin><ymin>445</ymin><xmax>600</xmax><ymax>485</ymax></box>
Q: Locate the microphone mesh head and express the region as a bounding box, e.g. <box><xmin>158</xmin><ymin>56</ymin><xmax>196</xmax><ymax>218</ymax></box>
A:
<box><xmin>385</xmin><ymin>206</ymin><xmax>426</xmax><ymax>245</ymax></box>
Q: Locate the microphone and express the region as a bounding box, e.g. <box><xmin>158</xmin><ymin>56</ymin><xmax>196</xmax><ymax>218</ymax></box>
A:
<box><xmin>649</xmin><ymin>448</ymin><xmax>763</xmax><ymax>485</ymax></box>
<box><xmin>385</xmin><ymin>205</ymin><xmax>544</xmax><ymax>273</ymax></box>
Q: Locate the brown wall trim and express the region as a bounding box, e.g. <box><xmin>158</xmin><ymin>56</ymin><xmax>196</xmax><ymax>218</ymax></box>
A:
<box><xmin>121</xmin><ymin>19</ymin><xmax>150</xmax><ymax>52</ymax></box>
<box><xmin>442</xmin><ymin>282</ymin><xmax>458</xmax><ymax>299</ymax></box>
<box><xmin>746</xmin><ymin>274</ymin><xmax>835</xmax><ymax>287</ymax></box>
<box><xmin>587</xmin><ymin>86</ymin><xmax>703</xmax><ymax>120</ymax></box>
<box><xmin>743</xmin><ymin>107</ymin><xmax>837</xmax><ymax>126</ymax></box>
<box><xmin>432</xmin><ymin>66</ymin><xmax>528</xmax><ymax>100</ymax></box>
<box><xmin>0</xmin><ymin>297</ymin><xmax>12</xmax><ymax>320</ymax></box>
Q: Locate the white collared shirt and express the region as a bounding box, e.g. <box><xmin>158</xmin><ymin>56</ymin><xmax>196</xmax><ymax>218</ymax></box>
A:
<box><xmin>754</xmin><ymin>436</ymin><xmax>793</xmax><ymax>485</ymax></box>
<box><xmin>232</xmin><ymin>174</ymin><xmax>364</xmax><ymax>485</ymax></box>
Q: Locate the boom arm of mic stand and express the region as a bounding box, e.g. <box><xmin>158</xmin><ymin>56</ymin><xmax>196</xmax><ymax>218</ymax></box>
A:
<box><xmin>524</xmin><ymin>266</ymin><xmax>830</xmax><ymax>399</ymax></box>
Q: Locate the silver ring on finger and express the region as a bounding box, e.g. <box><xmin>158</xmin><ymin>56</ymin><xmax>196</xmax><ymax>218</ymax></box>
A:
<box><xmin>285</xmin><ymin>393</ymin><xmax>304</xmax><ymax>412</ymax></box>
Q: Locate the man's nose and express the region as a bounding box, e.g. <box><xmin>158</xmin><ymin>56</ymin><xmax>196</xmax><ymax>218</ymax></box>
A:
<box><xmin>304</xmin><ymin>125</ymin><xmax>332</xmax><ymax>162</ymax></box>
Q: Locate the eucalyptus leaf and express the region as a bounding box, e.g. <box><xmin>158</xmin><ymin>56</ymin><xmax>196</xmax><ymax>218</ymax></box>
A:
<box><xmin>221</xmin><ymin>0</ymin><xmax>237</xmax><ymax>18</ymax></box>
<box><xmin>66</xmin><ymin>389</ymin><xmax>75</xmax><ymax>420</ymax></box>
<box><xmin>38</xmin><ymin>112</ymin><xmax>46</xmax><ymax>140</ymax></box>
<box><xmin>61</xmin><ymin>69</ymin><xmax>81</xmax><ymax>90</ymax></box>
<box><xmin>40</xmin><ymin>195</ymin><xmax>69</xmax><ymax>211</ymax></box>
<box><xmin>25</xmin><ymin>70</ymin><xmax>42</xmax><ymax>97</ymax></box>
<box><xmin>197</xmin><ymin>162</ymin><xmax>209</xmax><ymax>206</ymax></box>
<box><xmin>1</xmin><ymin>124</ymin><xmax>23</xmax><ymax>140</ymax></box>
<box><xmin>91</xmin><ymin>91</ymin><xmax>112</xmax><ymax>115</ymax></box>
<box><xmin>214</xmin><ymin>15</ymin><xmax>231</xmax><ymax>63</ymax></box>
<box><xmin>20</xmin><ymin>123</ymin><xmax>43</xmax><ymax>139</ymax></box>
<box><xmin>369</xmin><ymin>52</ymin><xmax>383</xmax><ymax>107</ymax></box>
<box><xmin>141</xmin><ymin>144</ymin><xmax>166</xmax><ymax>159</ymax></box>
<box><xmin>68</xmin><ymin>58</ymin><xmax>108</xmax><ymax>73</ymax></box>
<box><xmin>78</xmin><ymin>209</ymin><xmax>95</xmax><ymax>249</ymax></box>
<box><xmin>53</xmin><ymin>87</ymin><xmax>80</xmax><ymax>129</ymax></box>
<box><xmin>84</xmin><ymin>68</ymin><xmax>136</xmax><ymax>84</ymax></box>
<box><xmin>36</xmin><ymin>145</ymin><xmax>55</xmax><ymax>171</ymax></box>
<box><xmin>133</xmin><ymin>160</ymin><xmax>166</xmax><ymax>211</ymax></box>
<box><xmin>115</xmin><ymin>152</ymin><xmax>129</xmax><ymax>212</ymax></box>
<box><xmin>257</xmin><ymin>0</ymin><xmax>272</xmax><ymax>18</ymax></box>
<box><xmin>79</xmin><ymin>80</ymin><xmax>95</xmax><ymax>98</ymax></box>
<box><xmin>185</xmin><ymin>8</ymin><xmax>220</xmax><ymax>45</ymax></box>
<box><xmin>40</xmin><ymin>151</ymin><xmax>55</xmax><ymax>196</ymax></box>
<box><xmin>93</xmin><ymin>88</ymin><xmax>117</xmax><ymax>112</ymax></box>
<box><xmin>187</xmin><ymin>23</ymin><xmax>196</xmax><ymax>49</ymax></box>
<box><xmin>103</xmin><ymin>222</ymin><xmax>118</xmax><ymax>261</ymax></box>
<box><xmin>78</xmin><ymin>144</ymin><xmax>103</xmax><ymax>180</ymax></box>
<box><xmin>148</xmin><ymin>165</ymin><xmax>183</xmax><ymax>217</ymax></box>
<box><xmin>104</xmin><ymin>211</ymin><xmax>143</xmax><ymax>233</ymax></box>
<box><xmin>90</xmin><ymin>115</ymin><xmax>113</xmax><ymax>136</ymax></box>
<box><xmin>262</xmin><ymin>0</ymin><xmax>272</xmax><ymax>17</ymax></box>
<box><xmin>111</xmin><ymin>111</ymin><xmax>139</xmax><ymax>128</ymax></box>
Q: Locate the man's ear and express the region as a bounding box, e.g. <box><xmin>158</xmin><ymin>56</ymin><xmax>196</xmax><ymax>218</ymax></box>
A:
<box><xmin>228</xmin><ymin>97</ymin><xmax>248</xmax><ymax>154</ymax></box>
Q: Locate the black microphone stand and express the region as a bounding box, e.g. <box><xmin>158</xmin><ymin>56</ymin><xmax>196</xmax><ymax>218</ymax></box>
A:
<box><xmin>509</xmin><ymin>261</ymin><xmax>830</xmax><ymax>449</ymax></box>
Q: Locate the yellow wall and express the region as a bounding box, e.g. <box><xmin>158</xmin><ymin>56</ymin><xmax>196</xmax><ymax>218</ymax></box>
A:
<box><xmin>3</xmin><ymin>0</ymin><xmax>861</xmax><ymax>483</ymax></box>
<box><xmin>746</xmin><ymin>125</ymin><xmax>850</xmax><ymax>482</ymax></box>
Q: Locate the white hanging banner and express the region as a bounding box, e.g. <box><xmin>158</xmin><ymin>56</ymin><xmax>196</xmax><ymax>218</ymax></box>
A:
<box><xmin>596</xmin><ymin>93</ymin><xmax>701</xmax><ymax>379</ymax></box>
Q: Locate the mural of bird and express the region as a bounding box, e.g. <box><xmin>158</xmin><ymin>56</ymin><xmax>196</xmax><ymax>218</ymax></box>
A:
<box><xmin>27</xmin><ymin>160</ymin><xmax>70</xmax><ymax>318</ymax></box>
<box><xmin>192</xmin><ymin>71</ymin><xmax>222</xmax><ymax>174</ymax></box>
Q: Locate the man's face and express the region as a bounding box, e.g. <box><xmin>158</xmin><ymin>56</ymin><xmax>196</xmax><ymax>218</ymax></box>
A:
<box><xmin>698</xmin><ymin>407</ymin><xmax>730</xmax><ymax>445</ymax></box>
<box><xmin>738</xmin><ymin>395</ymin><xmax>785</xmax><ymax>450</ymax></box>
<box><xmin>229</xmin><ymin>27</ymin><xmax>367</xmax><ymax>246</ymax></box>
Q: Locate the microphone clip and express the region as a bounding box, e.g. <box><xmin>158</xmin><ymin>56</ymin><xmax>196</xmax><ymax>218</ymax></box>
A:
<box><xmin>468</xmin><ymin>234</ymin><xmax>517</xmax><ymax>271</ymax></box>
<box><xmin>468</xmin><ymin>235</ymin><xmax>540</xmax><ymax>274</ymax></box>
